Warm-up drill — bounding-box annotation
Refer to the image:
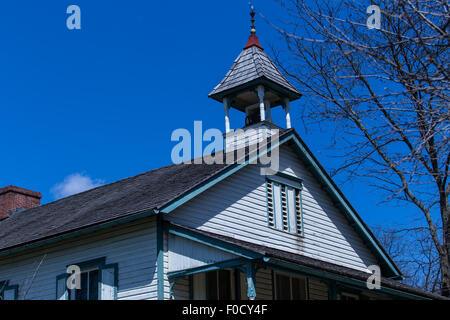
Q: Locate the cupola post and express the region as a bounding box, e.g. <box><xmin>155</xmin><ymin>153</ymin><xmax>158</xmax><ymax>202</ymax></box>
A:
<box><xmin>265</xmin><ymin>100</ymin><xmax>272</xmax><ymax>122</ymax></box>
<box><xmin>257</xmin><ymin>85</ymin><xmax>266</xmax><ymax>122</ymax></box>
<box><xmin>284</xmin><ymin>98</ymin><xmax>292</xmax><ymax>129</ymax></box>
<box><xmin>223</xmin><ymin>97</ymin><xmax>231</xmax><ymax>133</ymax></box>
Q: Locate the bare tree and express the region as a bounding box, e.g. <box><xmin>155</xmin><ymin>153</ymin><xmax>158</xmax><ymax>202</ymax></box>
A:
<box><xmin>263</xmin><ymin>0</ymin><xmax>449</xmax><ymax>295</ymax></box>
<box><xmin>374</xmin><ymin>225</ymin><xmax>441</xmax><ymax>292</ymax></box>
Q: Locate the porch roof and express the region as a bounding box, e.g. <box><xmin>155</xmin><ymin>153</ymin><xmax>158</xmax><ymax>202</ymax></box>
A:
<box><xmin>166</xmin><ymin>222</ymin><xmax>446</xmax><ymax>300</ymax></box>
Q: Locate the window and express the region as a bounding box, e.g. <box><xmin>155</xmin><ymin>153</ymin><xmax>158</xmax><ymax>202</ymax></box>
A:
<box><xmin>274</xmin><ymin>273</ymin><xmax>307</xmax><ymax>300</ymax></box>
<box><xmin>266</xmin><ymin>175</ymin><xmax>303</xmax><ymax>234</ymax></box>
<box><xmin>205</xmin><ymin>270</ymin><xmax>232</xmax><ymax>300</ymax></box>
<box><xmin>56</xmin><ymin>258</ymin><xmax>118</xmax><ymax>300</ymax></box>
<box><xmin>69</xmin><ymin>268</ymin><xmax>99</xmax><ymax>300</ymax></box>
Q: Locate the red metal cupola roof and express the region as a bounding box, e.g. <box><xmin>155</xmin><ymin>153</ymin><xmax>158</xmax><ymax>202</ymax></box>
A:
<box><xmin>244</xmin><ymin>34</ymin><xmax>263</xmax><ymax>50</ymax></box>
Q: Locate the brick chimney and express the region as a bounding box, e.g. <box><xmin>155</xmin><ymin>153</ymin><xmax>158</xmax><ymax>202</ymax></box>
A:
<box><xmin>0</xmin><ymin>186</ymin><xmax>42</xmax><ymax>220</ymax></box>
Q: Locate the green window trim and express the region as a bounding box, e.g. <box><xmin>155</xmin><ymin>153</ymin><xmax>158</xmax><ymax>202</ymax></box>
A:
<box><xmin>56</xmin><ymin>257</ymin><xmax>118</xmax><ymax>300</ymax></box>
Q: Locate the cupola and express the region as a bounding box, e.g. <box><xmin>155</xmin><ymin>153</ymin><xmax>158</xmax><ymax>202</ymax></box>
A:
<box><xmin>208</xmin><ymin>6</ymin><xmax>301</xmax><ymax>136</ymax></box>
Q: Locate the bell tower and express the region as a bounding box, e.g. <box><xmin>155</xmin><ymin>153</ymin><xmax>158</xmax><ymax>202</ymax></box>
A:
<box><xmin>208</xmin><ymin>6</ymin><xmax>301</xmax><ymax>148</ymax></box>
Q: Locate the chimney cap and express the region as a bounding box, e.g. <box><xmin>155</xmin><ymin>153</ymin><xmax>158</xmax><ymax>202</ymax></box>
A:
<box><xmin>0</xmin><ymin>185</ymin><xmax>42</xmax><ymax>199</ymax></box>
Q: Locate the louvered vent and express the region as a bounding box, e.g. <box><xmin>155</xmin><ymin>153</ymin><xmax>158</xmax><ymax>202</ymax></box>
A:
<box><xmin>295</xmin><ymin>189</ymin><xmax>302</xmax><ymax>234</ymax></box>
<box><xmin>281</xmin><ymin>185</ymin><xmax>289</xmax><ymax>231</ymax></box>
<box><xmin>267</xmin><ymin>181</ymin><xmax>275</xmax><ymax>227</ymax></box>
<box><xmin>266</xmin><ymin>178</ymin><xmax>303</xmax><ymax>235</ymax></box>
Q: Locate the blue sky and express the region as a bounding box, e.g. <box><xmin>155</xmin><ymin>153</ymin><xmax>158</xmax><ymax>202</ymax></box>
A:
<box><xmin>0</xmin><ymin>0</ymin><xmax>417</xmax><ymax>227</ymax></box>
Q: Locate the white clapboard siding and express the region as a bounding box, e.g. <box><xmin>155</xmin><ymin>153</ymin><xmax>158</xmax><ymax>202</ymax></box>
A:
<box><xmin>168</xmin><ymin>145</ymin><xmax>378</xmax><ymax>272</ymax></box>
<box><xmin>0</xmin><ymin>217</ymin><xmax>158</xmax><ymax>300</ymax></box>
<box><xmin>163</xmin><ymin>231</ymin><xmax>170</xmax><ymax>300</ymax></box>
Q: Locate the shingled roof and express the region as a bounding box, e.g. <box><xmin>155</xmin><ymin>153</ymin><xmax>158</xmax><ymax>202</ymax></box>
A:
<box><xmin>208</xmin><ymin>40</ymin><xmax>301</xmax><ymax>103</ymax></box>
<box><xmin>0</xmin><ymin>129</ymin><xmax>293</xmax><ymax>254</ymax></box>
<box><xmin>0</xmin><ymin>129</ymin><xmax>402</xmax><ymax>282</ymax></box>
<box><xmin>0</xmin><ymin>161</ymin><xmax>229</xmax><ymax>253</ymax></box>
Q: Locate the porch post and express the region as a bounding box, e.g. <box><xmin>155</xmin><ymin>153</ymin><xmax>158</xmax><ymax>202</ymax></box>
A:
<box><xmin>246</xmin><ymin>262</ymin><xmax>256</xmax><ymax>300</ymax></box>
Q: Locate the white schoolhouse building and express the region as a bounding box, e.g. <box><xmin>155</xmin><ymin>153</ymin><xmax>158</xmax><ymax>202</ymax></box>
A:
<box><xmin>0</xmin><ymin>10</ymin><xmax>444</xmax><ymax>301</ymax></box>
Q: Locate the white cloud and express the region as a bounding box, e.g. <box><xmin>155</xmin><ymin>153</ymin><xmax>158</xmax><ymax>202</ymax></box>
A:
<box><xmin>51</xmin><ymin>173</ymin><xmax>104</xmax><ymax>200</ymax></box>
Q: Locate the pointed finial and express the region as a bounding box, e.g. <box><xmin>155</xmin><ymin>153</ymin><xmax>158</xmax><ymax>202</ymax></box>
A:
<box><xmin>244</xmin><ymin>3</ymin><xmax>263</xmax><ymax>50</ymax></box>
<box><xmin>249</xmin><ymin>3</ymin><xmax>256</xmax><ymax>34</ymax></box>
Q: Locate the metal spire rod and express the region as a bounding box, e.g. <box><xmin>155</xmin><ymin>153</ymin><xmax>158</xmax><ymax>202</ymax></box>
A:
<box><xmin>249</xmin><ymin>3</ymin><xmax>256</xmax><ymax>34</ymax></box>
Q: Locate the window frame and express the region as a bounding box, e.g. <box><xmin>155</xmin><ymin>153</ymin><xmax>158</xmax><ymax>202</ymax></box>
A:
<box><xmin>266</xmin><ymin>172</ymin><xmax>304</xmax><ymax>236</ymax></box>
<box><xmin>69</xmin><ymin>266</ymin><xmax>100</xmax><ymax>301</ymax></box>
<box><xmin>56</xmin><ymin>257</ymin><xmax>118</xmax><ymax>300</ymax></box>
<box><xmin>273</xmin><ymin>271</ymin><xmax>308</xmax><ymax>300</ymax></box>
